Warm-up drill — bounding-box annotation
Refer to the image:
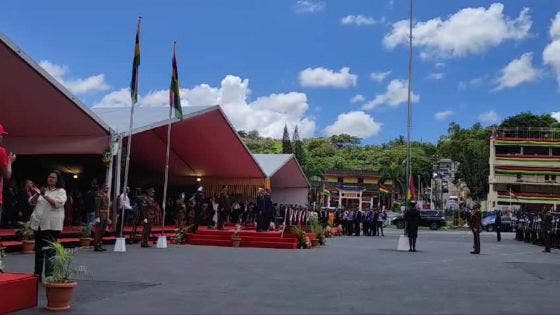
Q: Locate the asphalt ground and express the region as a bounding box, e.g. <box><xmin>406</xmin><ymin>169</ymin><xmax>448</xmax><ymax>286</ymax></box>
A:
<box><xmin>5</xmin><ymin>229</ymin><xmax>560</xmax><ymax>315</ymax></box>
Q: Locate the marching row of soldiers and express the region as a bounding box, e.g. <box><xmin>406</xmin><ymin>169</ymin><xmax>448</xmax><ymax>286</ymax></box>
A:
<box><xmin>513</xmin><ymin>209</ymin><xmax>559</xmax><ymax>252</ymax></box>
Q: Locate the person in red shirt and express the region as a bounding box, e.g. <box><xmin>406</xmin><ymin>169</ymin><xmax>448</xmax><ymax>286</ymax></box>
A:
<box><xmin>0</xmin><ymin>123</ymin><xmax>17</xmax><ymax>226</ymax></box>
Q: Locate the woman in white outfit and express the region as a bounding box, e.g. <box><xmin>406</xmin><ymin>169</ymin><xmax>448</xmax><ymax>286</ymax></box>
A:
<box><xmin>29</xmin><ymin>170</ymin><xmax>67</xmax><ymax>280</ymax></box>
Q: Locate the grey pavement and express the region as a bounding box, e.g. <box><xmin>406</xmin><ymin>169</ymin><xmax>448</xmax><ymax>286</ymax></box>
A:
<box><xmin>5</xmin><ymin>229</ymin><xmax>560</xmax><ymax>315</ymax></box>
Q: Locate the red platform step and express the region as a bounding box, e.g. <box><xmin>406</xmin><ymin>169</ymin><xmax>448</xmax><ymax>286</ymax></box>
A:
<box><xmin>0</xmin><ymin>273</ymin><xmax>38</xmax><ymax>314</ymax></box>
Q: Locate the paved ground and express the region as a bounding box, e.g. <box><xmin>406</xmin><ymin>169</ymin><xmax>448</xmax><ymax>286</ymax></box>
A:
<box><xmin>5</xmin><ymin>229</ymin><xmax>560</xmax><ymax>315</ymax></box>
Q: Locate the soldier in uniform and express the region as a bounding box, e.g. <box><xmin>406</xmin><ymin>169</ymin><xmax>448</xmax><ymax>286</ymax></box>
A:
<box><xmin>495</xmin><ymin>209</ymin><xmax>502</xmax><ymax>242</ymax></box>
<box><xmin>542</xmin><ymin>209</ymin><xmax>553</xmax><ymax>253</ymax></box>
<box><xmin>217</xmin><ymin>186</ymin><xmax>230</xmax><ymax>230</ymax></box>
<box><xmin>255</xmin><ymin>188</ymin><xmax>265</xmax><ymax>232</ymax></box>
<box><xmin>469</xmin><ymin>203</ymin><xmax>482</xmax><ymax>254</ymax></box>
<box><xmin>93</xmin><ymin>184</ymin><xmax>111</xmax><ymax>252</ymax></box>
<box><xmin>141</xmin><ymin>187</ymin><xmax>159</xmax><ymax>248</ymax></box>
<box><xmin>129</xmin><ymin>188</ymin><xmax>144</xmax><ymax>244</ymax></box>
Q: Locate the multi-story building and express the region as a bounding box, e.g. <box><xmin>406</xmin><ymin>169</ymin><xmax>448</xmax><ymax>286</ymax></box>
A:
<box><xmin>488</xmin><ymin>128</ymin><xmax>560</xmax><ymax>212</ymax></box>
<box><xmin>431</xmin><ymin>159</ymin><xmax>460</xmax><ymax>209</ymax></box>
<box><xmin>323</xmin><ymin>170</ymin><xmax>395</xmax><ymax>211</ymax></box>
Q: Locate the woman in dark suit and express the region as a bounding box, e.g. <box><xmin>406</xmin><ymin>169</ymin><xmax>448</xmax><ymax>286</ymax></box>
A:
<box><xmin>404</xmin><ymin>206</ymin><xmax>421</xmax><ymax>252</ymax></box>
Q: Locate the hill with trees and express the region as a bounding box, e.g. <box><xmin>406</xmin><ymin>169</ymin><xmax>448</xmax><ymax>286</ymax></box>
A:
<box><xmin>239</xmin><ymin>112</ymin><xmax>560</xmax><ymax>201</ymax></box>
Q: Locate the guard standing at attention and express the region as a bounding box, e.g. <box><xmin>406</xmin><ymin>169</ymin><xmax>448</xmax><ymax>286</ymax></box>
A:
<box><xmin>141</xmin><ymin>187</ymin><xmax>158</xmax><ymax>248</ymax></box>
<box><xmin>470</xmin><ymin>203</ymin><xmax>482</xmax><ymax>254</ymax></box>
<box><xmin>542</xmin><ymin>209</ymin><xmax>553</xmax><ymax>253</ymax></box>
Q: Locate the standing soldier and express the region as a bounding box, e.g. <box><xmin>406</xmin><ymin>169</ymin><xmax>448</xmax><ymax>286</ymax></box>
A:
<box><xmin>404</xmin><ymin>205</ymin><xmax>421</xmax><ymax>252</ymax></box>
<box><xmin>495</xmin><ymin>209</ymin><xmax>502</xmax><ymax>242</ymax></box>
<box><xmin>542</xmin><ymin>209</ymin><xmax>553</xmax><ymax>253</ymax></box>
<box><xmin>217</xmin><ymin>185</ymin><xmax>230</xmax><ymax>230</ymax></box>
<box><xmin>141</xmin><ymin>187</ymin><xmax>159</xmax><ymax>248</ymax></box>
<box><xmin>129</xmin><ymin>188</ymin><xmax>144</xmax><ymax>244</ymax></box>
<box><xmin>93</xmin><ymin>184</ymin><xmax>111</xmax><ymax>252</ymax></box>
<box><xmin>470</xmin><ymin>203</ymin><xmax>482</xmax><ymax>254</ymax></box>
<box><xmin>255</xmin><ymin>188</ymin><xmax>265</xmax><ymax>232</ymax></box>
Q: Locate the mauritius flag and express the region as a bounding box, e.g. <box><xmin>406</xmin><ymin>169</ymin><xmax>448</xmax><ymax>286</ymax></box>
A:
<box><xmin>407</xmin><ymin>174</ymin><xmax>416</xmax><ymax>201</ymax></box>
<box><xmin>379</xmin><ymin>184</ymin><xmax>390</xmax><ymax>194</ymax></box>
<box><xmin>323</xmin><ymin>188</ymin><xmax>331</xmax><ymax>196</ymax></box>
<box><xmin>130</xmin><ymin>17</ymin><xmax>141</xmax><ymax>105</ymax></box>
<box><xmin>169</xmin><ymin>43</ymin><xmax>183</xmax><ymax>120</ymax></box>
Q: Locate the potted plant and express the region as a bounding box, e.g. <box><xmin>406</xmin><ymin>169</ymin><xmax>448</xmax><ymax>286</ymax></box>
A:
<box><xmin>231</xmin><ymin>224</ymin><xmax>242</xmax><ymax>247</ymax></box>
<box><xmin>291</xmin><ymin>226</ymin><xmax>309</xmax><ymax>249</ymax></box>
<box><xmin>310</xmin><ymin>218</ymin><xmax>325</xmax><ymax>246</ymax></box>
<box><xmin>172</xmin><ymin>226</ymin><xmax>187</xmax><ymax>244</ymax></box>
<box><xmin>44</xmin><ymin>241</ymin><xmax>77</xmax><ymax>311</ymax></box>
<box><xmin>79</xmin><ymin>224</ymin><xmax>93</xmax><ymax>247</ymax></box>
<box><xmin>16</xmin><ymin>221</ymin><xmax>35</xmax><ymax>254</ymax></box>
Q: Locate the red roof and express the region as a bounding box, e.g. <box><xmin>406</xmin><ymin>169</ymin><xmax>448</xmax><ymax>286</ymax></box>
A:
<box><xmin>0</xmin><ymin>33</ymin><xmax>111</xmax><ymax>155</ymax></box>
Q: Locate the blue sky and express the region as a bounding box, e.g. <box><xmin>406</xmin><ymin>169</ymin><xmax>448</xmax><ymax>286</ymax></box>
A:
<box><xmin>2</xmin><ymin>0</ymin><xmax>560</xmax><ymax>143</ymax></box>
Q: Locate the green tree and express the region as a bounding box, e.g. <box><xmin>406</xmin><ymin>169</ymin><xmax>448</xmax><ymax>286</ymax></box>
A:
<box><xmin>292</xmin><ymin>126</ymin><xmax>306</xmax><ymax>166</ymax></box>
<box><xmin>329</xmin><ymin>134</ymin><xmax>361</xmax><ymax>148</ymax></box>
<box><xmin>282</xmin><ymin>124</ymin><xmax>293</xmax><ymax>154</ymax></box>
<box><xmin>500</xmin><ymin>112</ymin><xmax>560</xmax><ymax>128</ymax></box>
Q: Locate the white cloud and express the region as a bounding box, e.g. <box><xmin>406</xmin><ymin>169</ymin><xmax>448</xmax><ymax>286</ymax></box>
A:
<box><xmin>383</xmin><ymin>3</ymin><xmax>531</xmax><ymax>59</ymax></box>
<box><xmin>362</xmin><ymin>79</ymin><xmax>419</xmax><ymax>110</ymax></box>
<box><xmin>552</xmin><ymin>111</ymin><xmax>560</xmax><ymax>122</ymax></box>
<box><xmin>39</xmin><ymin>60</ymin><xmax>109</xmax><ymax>95</ymax></box>
<box><xmin>93</xmin><ymin>75</ymin><xmax>316</xmax><ymax>139</ymax></box>
<box><xmin>341</xmin><ymin>15</ymin><xmax>377</xmax><ymax>26</ymax></box>
<box><xmin>479</xmin><ymin>110</ymin><xmax>499</xmax><ymax>124</ymax></box>
<box><xmin>434</xmin><ymin>110</ymin><xmax>454</xmax><ymax>120</ymax></box>
<box><xmin>299</xmin><ymin>67</ymin><xmax>357</xmax><ymax>88</ymax></box>
<box><xmin>544</xmin><ymin>12</ymin><xmax>560</xmax><ymax>86</ymax></box>
<box><xmin>427</xmin><ymin>72</ymin><xmax>445</xmax><ymax>80</ymax></box>
<box><xmin>325</xmin><ymin>111</ymin><xmax>382</xmax><ymax>138</ymax></box>
<box><xmin>458</xmin><ymin>76</ymin><xmax>487</xmax><ymax>91</ymax></box>
<box><xmin>494</xmin><ymin>52</ymin><xmax>541</xmax><ymax>90</ymax></box>
<box><xmin>435</xmin><ymin>62</ymin><xmax>446</xmax><ymax>69</ymax></box>
<box><xmin>370</xmin><ymin>71</ymin><xmax>391</xmax><ymax>82</ymax></box>
<box><xmin>293</xmin><ymin>1</ymin><xmax>325</xmax><ymax>14</ymax></box>
<box><xmin>350</xmin><ymin>94</ymin><xmax>365</xmax><ymax>103</ymax></box>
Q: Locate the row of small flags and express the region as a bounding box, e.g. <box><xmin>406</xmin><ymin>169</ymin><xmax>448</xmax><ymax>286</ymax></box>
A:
<box><xmin>129</xmin><ymin>17</ymin><xmax>183</xmax><ymax>120</ymax></box>
<box><xmin>320</xmin><ymin>175</ymin><xmax>416</xmax><ymax>199</ymax></box>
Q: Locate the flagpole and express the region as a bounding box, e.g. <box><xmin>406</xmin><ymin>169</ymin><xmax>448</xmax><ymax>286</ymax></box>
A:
<box><xmin>119</xmin><ymin>16</ymin><xmax>141</xmax><ymax>240</ymax></box>
<box><xmin>406</xmin><ymin>0</ymin><xmax>413</xmax><ymax>208</ymax></box>
<box><xmin>158</xmin><ymin>41</ymin><xmax>177</xmax><ymax>248</ymax></box>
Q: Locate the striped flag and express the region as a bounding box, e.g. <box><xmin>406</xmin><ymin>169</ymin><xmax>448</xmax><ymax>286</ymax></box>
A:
<box><xmin>130</xmin><ymin>17</ymin><xmax>141</xmax><ymax>104</ymax></box>
<box><xmin>379</xmin><ymin>184</ymin><xmax>390</xmax><ymax>194</ymax></box>
<box><xmin>169</xmin><ymin>43</ymin><xmax>183</xmax><ymax>120</ymax></box>
<box><xmin>407</xmin><ymin>174</ymin><xmax>416</xmax><ymax>201</ymax></box>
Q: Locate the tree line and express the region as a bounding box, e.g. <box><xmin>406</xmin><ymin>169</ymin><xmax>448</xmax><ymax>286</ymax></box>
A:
<box><xmin>240</xmin><ymin>112</ymin><xmax>560</xmax><ymax>201</ymax></box>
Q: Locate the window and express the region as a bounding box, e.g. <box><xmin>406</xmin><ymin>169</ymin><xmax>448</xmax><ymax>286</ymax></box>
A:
<box><xmin>545</xmin><ymin>175</ymin><xmax>550</xmax><ymax>181</ymax></box>
<box><xmin>517</xmin><ymin>174</ymin><xmax>522</xmax><ymax>181</ymax></box>
<box><xmin>358</xmin><ymin>178</ymin><xmax>364</xmax><ymax>184</ymax></box>
<box><xmin>337</xmin><ymin>177</ymin><xmax>343</xmax><ymax>183</ymax></box>
<box><xmin>552</xmin><ymin>175</ymin><xmax>557</xmax><ymax>181</ymax></box>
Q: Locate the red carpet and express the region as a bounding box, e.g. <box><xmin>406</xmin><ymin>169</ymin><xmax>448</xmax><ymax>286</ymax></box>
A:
<box><xmin>0</xmin><ymin>273</ymin><xmax>38</xmax><ymax>314</ymax></box>
<box><xmin>186</xmin><ymin>227</ymin><xmax>318</xmax><ymax>249</ymax></box>
<box><xmin>0</xmin><ymin>225</ymin><xmax>316</xmax><ymax>250</ymax></box>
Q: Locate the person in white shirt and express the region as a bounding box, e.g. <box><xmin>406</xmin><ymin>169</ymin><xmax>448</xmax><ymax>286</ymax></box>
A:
<box><xmin>117</xmin><ymin>187</ymin><xmax>133</xmax><ymax>236</ymax></box>
<box><xmin>29</xmin><ymin>170</ymin><xmax>67</xmax><ymax>279</ymax></box>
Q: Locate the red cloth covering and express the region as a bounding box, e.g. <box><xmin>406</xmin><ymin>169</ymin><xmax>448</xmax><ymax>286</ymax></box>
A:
<box><xmin>0</xmin><ymin>272</ymin><xmax>38</xmax><ymax>314</ymax></box>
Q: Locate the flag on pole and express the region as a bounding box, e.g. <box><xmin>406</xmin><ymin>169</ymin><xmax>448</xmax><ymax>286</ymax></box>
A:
<box><xmin>407</xmin><ymin>174</ymin><xmax>416</xmax><ymax>201</ymax></box>
<box><xmin>509</xmin><ymin>190</ymin><xmax>517</xmax><ymax>199</ymax></box>
<box><xmin>169</xmin><ymin>43</ymin><xmax>183</xmax><ymax>120</ymax></box>
<box><xmin>130</xmin><ymin>17</ymin><xmax>141</xmax><ymax>104</ymax></box>
<box><xmin>379</xmin><ymin>184</ymin><xmax>390</xmax><ymax>194</ymax></box>
<box><xmin>323</xmin><ymin>188</ymin><xmax>331</xmax><ymax>196</ymax></box>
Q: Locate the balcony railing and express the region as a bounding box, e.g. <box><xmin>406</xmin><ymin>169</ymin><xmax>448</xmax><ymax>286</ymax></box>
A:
<box><xmin>494</xmin><ymin>128</ymin><xmax>560</xmax><ymax>140</ymax></box>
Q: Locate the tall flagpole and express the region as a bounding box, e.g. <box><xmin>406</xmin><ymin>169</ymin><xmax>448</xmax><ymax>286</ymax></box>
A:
<box><xmin>405</xmin><ymin>0</ymin><xmax>413</xmax><ymax>207</ymax></box>
<box><xmin>158</xmin><ymin>41</ymin><xmax>178</xmax><ymax>248</ymax></box>
<box><xmin>120</xmin><ymin>16</ymin><xmax>142</xmax><ymax>238</ymax></box>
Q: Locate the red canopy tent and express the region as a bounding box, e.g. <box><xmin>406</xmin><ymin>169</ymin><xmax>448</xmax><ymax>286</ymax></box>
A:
<box><xmin>94</xmin><ymin>106</ymin><xmax>268</xmax><ymax>198</ymax></box>
<box><xmin>0</xmin><ymin>33</ymin><xmax>112</xmax><ymax>155</ymax></box>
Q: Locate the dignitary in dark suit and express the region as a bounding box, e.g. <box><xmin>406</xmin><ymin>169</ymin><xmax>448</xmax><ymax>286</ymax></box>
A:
<box><xmin>404</xmin><ymin>205</ymin><xmax>420</xmax><ymax>252</ymax></box>
<box><xmin>217</xmin><ymin>186</ymin><xmax>230</xmax><ymax>230</ymax></box>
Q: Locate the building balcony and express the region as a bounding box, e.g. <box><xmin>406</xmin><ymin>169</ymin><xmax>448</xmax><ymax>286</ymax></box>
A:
<box><xmin>494</xmin><ymin>154</ymin><xmax>560</xmax><ymax>168</ymax></box>
<box><xmin>489</xmin><ymin>174</ymin><xmax>560</xmax><ymax>186</ymax></box>
<box><xmin>493</xmin><ymin>127</ymin><xmax>560</xmax><ymax>141</ymax></box>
